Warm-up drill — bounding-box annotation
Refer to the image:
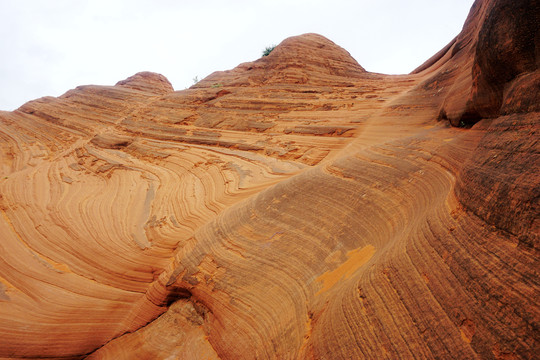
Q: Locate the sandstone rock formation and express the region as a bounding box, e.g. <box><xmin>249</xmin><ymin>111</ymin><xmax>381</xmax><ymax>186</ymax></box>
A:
<box><xmin>0</xmin><ymin>0</ymin><xmax>538</xmax><ymax>359</ymax></box>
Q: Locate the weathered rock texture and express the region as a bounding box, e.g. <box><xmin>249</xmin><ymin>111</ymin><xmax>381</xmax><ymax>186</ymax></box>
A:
<box><xmin>0</xmin><ymin>0</ymin><xmax>538</xmax><ymax>359</ymax></box>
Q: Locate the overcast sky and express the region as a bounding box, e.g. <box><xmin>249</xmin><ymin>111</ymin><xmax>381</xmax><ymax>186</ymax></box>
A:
<box><xmin>0</xmin><ymin>0</ymin><xmax>474</xmax><ymax>111</ymax></box>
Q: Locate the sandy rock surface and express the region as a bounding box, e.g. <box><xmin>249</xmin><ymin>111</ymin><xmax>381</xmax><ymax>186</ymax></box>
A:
<box><xmin>0</xmin><ymin>0</ymin><xmax>538</xmax><ymax>358</ymax></box>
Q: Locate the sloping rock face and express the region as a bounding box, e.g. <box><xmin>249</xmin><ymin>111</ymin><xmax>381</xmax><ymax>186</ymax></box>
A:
<box><xmin>0</xmin><ymin>0</ymin><xmax>538</xmax><ymax>359</ymax></box>
<box><xmin>418</xmin><ymin>0</ymin><xmax>539</xmax><ymax>125</ymax></box>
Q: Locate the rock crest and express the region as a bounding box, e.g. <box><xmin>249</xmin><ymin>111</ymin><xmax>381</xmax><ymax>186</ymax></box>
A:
<box><xmin>116</xmin><ymin>71</ymin><xmax>174</xmax><ymax>94</ymax></box>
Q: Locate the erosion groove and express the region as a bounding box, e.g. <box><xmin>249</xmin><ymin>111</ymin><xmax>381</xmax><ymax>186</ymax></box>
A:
<box><xmin>0</xmin><ymin>1</ymin><xmax>538</xmax><ymax>359</ymax></box>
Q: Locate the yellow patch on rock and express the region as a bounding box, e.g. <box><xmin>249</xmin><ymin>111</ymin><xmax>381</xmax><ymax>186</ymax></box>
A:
<box><xmin>316</xmin><ymin>245</ymin><xmax>375</xmax><ymax>294</ymax></box>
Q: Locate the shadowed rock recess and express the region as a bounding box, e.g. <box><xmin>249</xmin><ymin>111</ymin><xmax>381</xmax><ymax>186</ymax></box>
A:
<box><xmin>0</xmin><ymin>0</ymin><xmax>538</xmax><ymax>359</ymax></box>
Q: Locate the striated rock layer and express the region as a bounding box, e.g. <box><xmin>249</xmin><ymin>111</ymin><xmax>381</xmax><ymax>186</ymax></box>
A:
<box><xmin>0</xmin><ymin>1</ymin><xmax>538</xmax><ymax>359</ymax></box>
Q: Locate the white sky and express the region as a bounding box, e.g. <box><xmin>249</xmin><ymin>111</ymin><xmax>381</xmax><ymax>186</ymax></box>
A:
<box><xmin>0</xmin><ymin>0</ymin><xmax>474</xmax><ymax>111</ymax></box>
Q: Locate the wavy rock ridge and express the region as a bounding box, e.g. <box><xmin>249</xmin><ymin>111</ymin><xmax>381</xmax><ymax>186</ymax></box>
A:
<box><xmin>0</xmin><ymin>0</ymin><xmax>538</xmax><ymax>359</ymax></box>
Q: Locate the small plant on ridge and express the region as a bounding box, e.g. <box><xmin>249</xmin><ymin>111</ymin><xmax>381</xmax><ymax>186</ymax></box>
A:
<box><xmin>262</xmin><ymin>45</ymin><xmax>276</xmax><ymax>57</ymax></box>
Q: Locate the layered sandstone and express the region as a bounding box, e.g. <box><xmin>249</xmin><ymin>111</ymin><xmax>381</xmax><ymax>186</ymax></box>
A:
<box><xmin>0</xmin><ymin>0</ymin><xmax>538</xmax><ymax>359</ymax></box>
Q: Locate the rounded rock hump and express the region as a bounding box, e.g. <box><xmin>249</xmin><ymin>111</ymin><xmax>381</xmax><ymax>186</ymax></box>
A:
<box><xmin>263</xmin><ymin>33</ymin><xmax>366</xmax><ymax>76</ymax></box>
<box><xmin>199</xmin><ymin>33</ymin><xmax>366</xmax><ymax>87</ymax></box>
<box><xmin>116</xmin><ymin>71</ymin><xmax>174</xmax><ymax>95</ymax></box>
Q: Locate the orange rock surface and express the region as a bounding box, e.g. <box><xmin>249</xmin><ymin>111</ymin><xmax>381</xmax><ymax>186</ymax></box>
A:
<box><xmin>0</xmin><ymin>0</ymin><xmax>538</xmax><ymax>358</ymax></box>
